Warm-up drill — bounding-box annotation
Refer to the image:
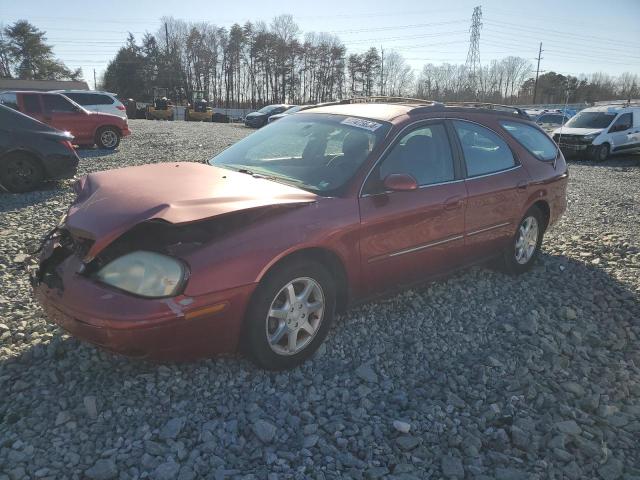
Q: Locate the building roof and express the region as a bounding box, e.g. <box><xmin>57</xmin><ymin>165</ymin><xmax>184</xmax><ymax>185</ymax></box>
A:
<box><xmin>0</xmin><ymin>78</ymin><xmax>90</xmax><ymax>92</ymax></box>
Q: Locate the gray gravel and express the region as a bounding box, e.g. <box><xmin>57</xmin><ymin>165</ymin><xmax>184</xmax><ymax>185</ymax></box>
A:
<box><xmin>1</xmin><ymin>120</ymin><xmax>639</xmax><ymax>479</ymax></box>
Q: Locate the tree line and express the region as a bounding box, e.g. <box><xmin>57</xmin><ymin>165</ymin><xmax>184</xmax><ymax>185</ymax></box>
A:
<box><xmin>1</xmin><ymin>18</ymin><xmax>638</xmax><ymax>107</ymax></box>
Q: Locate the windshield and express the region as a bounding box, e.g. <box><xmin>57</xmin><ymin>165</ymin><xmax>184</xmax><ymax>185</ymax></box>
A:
<box><xmin>258</xmin><ymin>105</ymin><xmax>280</xmax><ymax>114</ymax></box>
<box><xmin>565</xmin><ymin>111</ymin><xmax>616</xmax><ymax>129</ymax></box>
<box><xmin>209</xmin><ymin>113</ymin><xmax>391</xmax><ymax>195</ymax></box>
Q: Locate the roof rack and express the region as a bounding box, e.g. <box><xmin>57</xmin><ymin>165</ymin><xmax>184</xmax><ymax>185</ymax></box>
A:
<box><xmin>443</xmin><ymin>102</ymin><xmax>529</xmax><ymax>118</ymax></box>
<box><xmin>348</xmin><ymin>96</ymin><xmax>439</xmax><ymax>105</ymax></box>
<box><xmin>593</xmin><ymin>99</ymin><xmax>640</xmax><ymax>107</ymax></box>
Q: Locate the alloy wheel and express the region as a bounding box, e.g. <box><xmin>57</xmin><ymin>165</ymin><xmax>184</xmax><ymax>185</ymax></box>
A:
<box><xmin>265</xmin><ymin>277</ymin><xmax>325</xmax><ymax>356</ymax></box>
<box><xmin>100</xmin><ymin>130</ymin><xmax>118</xmax><ymax>148</ymax></box>
<box><xmin>514</xmin><ymin>216</ymin><xmax>539</xmax><ymax>265</ymax></box>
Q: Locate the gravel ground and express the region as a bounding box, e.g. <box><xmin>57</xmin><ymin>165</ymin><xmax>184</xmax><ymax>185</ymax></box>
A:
<box><xmin>1</xmin><ymin>119</ymin><xmax>639</xmax><ymax>480</ymax></box>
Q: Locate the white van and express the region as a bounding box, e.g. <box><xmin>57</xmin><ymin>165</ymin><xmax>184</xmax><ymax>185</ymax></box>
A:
<box><xmin>552</xmin><ymin>102</ymin><xmax>640</xmax><ymax>161</ymax></box>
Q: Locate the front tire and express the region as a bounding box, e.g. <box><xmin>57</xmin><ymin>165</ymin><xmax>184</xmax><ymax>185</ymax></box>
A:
<box><xmin>244</xmin><ymin>260</ymin><xmax>336</xmax><ymax>370</ymax></box>
<box><xmin>0</xmin><ymin>152</ymin><xmax>44</xmax><ymax>193</ymax></box>
<box><xmin>96</xmin><ymin>127</ymin><xmax>121</xmax><ymax>149</ymax></box>
<box><xmin>591</xmin><ymin>143</ymin><xmax>610</xmax><ymax>162</ymax></box>
<box><xmin>502</xmin><ymin>206</ymin><xmax>545</xmax><ymax>274</ymax></box>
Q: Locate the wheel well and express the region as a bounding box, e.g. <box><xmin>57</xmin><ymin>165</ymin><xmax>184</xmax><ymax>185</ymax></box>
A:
<box><xmin>96</xmin><ymin>125</ymin><xmax>121</xmax><ymax>136</ymax></box>
<box><xmin>261</xmin><ymin>247</ymin><xmax>350</xmax><ymax>313</ymax></box>
<box><xmin>531</xmin><ymin>200</ymin><xmax>550</xmax><ymax>231</ymax></box>
<box><xmin>2</xmin><ymin>149</ymin><xmax>42</xmax><ymax>166</ymax></box>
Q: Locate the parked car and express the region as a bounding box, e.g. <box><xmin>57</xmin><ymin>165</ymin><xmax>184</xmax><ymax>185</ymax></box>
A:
<box><xmin>51</xmin><ymin>90</ymin><xmax>127</xmax><ymax>119</ymax></box>
<box><xmin>267</xmin><ymin>105</ymin><xmax>308</xmax><ymax>123</ymax></box>
<box><xmin>552</xmin><ymin>103</ymin><xmax>640</xmax><ymax>161</ymax></box>
<box><xmin>0</xmin><ymin>91</ymin><xmax>130</xmax><ymax>149</ymax></box>
<box><xmin>32</xmin><ymin>101</ymin><xmax>568</xmax><ymax>369</ymax></box>
<box><xmin>0</xmin><ymin>104</ymin><xmax>78</xmax><ymax>193</ymax></box>
<box><xmin>244</xmin><ymin>104</ymin><xmax>294</xmax><ymax>128</ymax></box>
<box><xmin>534</xmin><ymin>111</ymin><xmax>572</xmax><ymax>134</ymax></box>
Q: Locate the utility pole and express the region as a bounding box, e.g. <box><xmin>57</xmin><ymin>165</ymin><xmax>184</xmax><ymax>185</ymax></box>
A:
<box><xmin>93</xmin><ymin>69</ymin><xmax>96</xmax><ymax>90</ymax></box>
<box><xmin>165</xmin><ymin>22</ymin><xmax>169</xmax><ymax>52</ymax></box>
<box><xmin>465</xmin><ymin>6</ymin><xmax>482</xmax><ymax>100</ymax></box>
<box><xmin>533</xmin><ymin>42</ymin><xmax>543</xmax><ymax>104</ymax></box>
<box><xmin>380</xmin><ymin>46</ymin><xmax>384</xmax><ymax>96</ymax></box>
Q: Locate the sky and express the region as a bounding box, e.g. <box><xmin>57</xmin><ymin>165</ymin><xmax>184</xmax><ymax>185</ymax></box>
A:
<box><xmin>3</xmin><ymin>0</ymin><xmax>640</xmax><ymax>89</ymax></box>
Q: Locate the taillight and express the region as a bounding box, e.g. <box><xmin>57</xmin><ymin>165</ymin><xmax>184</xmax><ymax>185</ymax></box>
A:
<box><xmin>59</xmin><ymin>139</ymin><xmax>75</xmax><ymax>152</ymax></box>
<box><xmin>116</xmin><ymin>105</ymin><xmax>126</xmax><ymax>110</ymax></box>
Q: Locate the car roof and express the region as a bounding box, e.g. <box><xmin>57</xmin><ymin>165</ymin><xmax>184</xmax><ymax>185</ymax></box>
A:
<box><xmin>51</xmin><ymin>89</ymin><xmax>117</xmax><ymax>96</ymax></box>
<box><xmin>304</xmin><ymin>102</ymin><xmax>415</xmax><ymax>121</ymax></box>
<box><xmin>581</xmin><ymin>105</ymin><xmax>637</xmax><ymax>113</ymax></box>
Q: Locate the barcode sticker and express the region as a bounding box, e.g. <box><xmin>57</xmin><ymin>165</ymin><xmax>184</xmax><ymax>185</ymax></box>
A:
<box><xmin>341</xmin><ymin>117</ymin><xmax>383</xmax><ymax>131</ymax></box>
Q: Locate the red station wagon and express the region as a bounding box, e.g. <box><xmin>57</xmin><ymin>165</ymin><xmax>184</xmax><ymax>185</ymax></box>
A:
<box><xmin>1</xmin><ymin>91</ymin><xmax>130</xmax><ymax>149</ymax></box>
<box><xmin>32</xmin><ymin>100</ymin><xmax>568</xmax><ymax>369</ymax></box>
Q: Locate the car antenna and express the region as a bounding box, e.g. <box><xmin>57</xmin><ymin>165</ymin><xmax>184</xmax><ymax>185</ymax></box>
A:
<box><xmin>554</xmin><ymin>89</ymin><xmax>570</xmax><ymax>170</ymax></box>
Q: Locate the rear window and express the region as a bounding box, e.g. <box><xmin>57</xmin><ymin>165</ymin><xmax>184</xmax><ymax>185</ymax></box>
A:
<box><xmin>0</xmin><ymin>92</ymin><xmax>18</xmax><ymax>110</ymax></box>
<box><xmin>23</xmin><ymin>94</ymin><xmax>42</xmax><ymax>113</ymax></box>
<box><xmin>500</xmin><ymin>121</ymin><xmax>558</xmax><ymax>161</ymax></box>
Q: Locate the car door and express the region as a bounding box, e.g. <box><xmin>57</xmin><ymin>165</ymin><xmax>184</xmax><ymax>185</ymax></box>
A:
<box><xmin>608</xmin><ymin>113</ymin><xmax>633</xmax><ymax>152</ymax></box>
<box><xmin>451</xmin><ymin>119</ymin><xmax>531</xmax><ymax>261</ymax></box>
<box><xmin>358</xmin><ymin>121</ymin><xmax>467</xmax><ymax>295</ymax></box>
<box><xmin>42</xmin><ymin>94</ymin><xmax>91</xmax><ymax>142</ymax></box>
<box><xmin>19</xmin><ymin>94</ymin><xmax>46</xmax><ymax>123</ymax></box>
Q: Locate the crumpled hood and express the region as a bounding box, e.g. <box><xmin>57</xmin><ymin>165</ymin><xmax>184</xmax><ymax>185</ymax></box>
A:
<box><xmin>65</xmin><ymin>162</ymin><xmax>317</xmax><ymax>260</ymax></box>
<box><xmin>552</xmin><ymin>126</ymin><xmax>604</xmax><ymax>136</ymax></box>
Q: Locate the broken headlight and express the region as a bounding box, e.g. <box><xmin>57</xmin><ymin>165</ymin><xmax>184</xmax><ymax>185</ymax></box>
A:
<box><xmin>95</xmin><ymin>251</ymin><xmax>188</xmax><ymax>298</ymax></box>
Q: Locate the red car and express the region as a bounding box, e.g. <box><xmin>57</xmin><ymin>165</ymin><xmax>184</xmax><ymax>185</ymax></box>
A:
<box><xmin>1</xmin><ymin>91</ymin><xmax>130</xmax><ymax>149</ymax></box>
<box><xmin>32</xmin><ymin>101</ymin><xmax>568</xmax><ymax>369</ymax></box>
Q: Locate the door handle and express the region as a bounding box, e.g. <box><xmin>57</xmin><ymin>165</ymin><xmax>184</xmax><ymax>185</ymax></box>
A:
<box><xmin>516</xmin><ymin>181</ymin><xmax>529</xmax><ymax>190</ymax></box>
<box><xmin>443</xmin><ymin>196</ymin><xmax>463</xmax><ymax>210</ymax></box>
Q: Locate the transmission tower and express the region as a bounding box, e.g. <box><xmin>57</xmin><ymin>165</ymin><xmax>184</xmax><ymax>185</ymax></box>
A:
<box><xmin>465</xmin><ymin>6</ymin><xmax>483</xmax><ymax>99</ymax></box>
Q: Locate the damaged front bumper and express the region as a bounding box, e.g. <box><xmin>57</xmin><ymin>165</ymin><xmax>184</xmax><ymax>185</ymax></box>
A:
<box><xmin>31</xmin><ymin>229</ymin><xmax>256</xmax><ymax>361</ymax></box>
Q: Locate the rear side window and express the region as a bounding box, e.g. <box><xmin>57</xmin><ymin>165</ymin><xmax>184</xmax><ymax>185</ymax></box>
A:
<box><xmin>452</xmin><ymin>121</ymin><xmax>516</xmax><ymax>177</ymax></box>
<box><xmin>0</xmin><ymin>92</ymin><xmax>19</xmax><ymax>110</ymax></box>
<box><xmin>23</xmin><ymin>94</ymin><xmax>42</xmax><ymax>113</ymax></box>
<box><xmin>43</xmin><ymin>95</ymin><xmax>75</xmax><ymax>113</ymax></box>
<box><xmin>500</xmin><ymin>121</ymin><xmax>558</xmax><ymax>161</ymax></box>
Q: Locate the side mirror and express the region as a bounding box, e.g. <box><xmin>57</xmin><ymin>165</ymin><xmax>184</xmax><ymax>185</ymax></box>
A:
<box><xmin>383</xmin><ymin>173</ymin><xmax>418</xmax><ymax>192</ymax></box>
<box><xmin>610</xmin><ymin>124</ymin><xmax>628</xmax><ymax>133</ymax></box>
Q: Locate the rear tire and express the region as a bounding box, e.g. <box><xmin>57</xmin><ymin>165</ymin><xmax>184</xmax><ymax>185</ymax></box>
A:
<box><xmin>244</xmin><ymin>260</ymin><xmax>335</xmax><ymax>370</ymax></box>
<box><xmin>96</xmin><ymin>126</ymin><xmax>121</xmax><ymax>149</ymax></box>
<box><xmin>0</xmin><ymin>152</ymin><xmax>44</xmax><ymax>193</ymax></box>
<box><xmin>501</xmin><ymin>206</ymin><xmax>545</xmax><ymax>274</ymax></box>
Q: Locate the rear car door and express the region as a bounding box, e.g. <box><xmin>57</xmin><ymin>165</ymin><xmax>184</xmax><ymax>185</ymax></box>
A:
<box><xmin>608</xmin><ymin>113</ymin><xmax>634</xmax><ymax>152</ymax></box>
<box><xmin>359</xmin><ymin>121</ymin><xmax>467</xmax><ymax>295</ymax></box>
<box><xmin>19</xmin><ymin>94</ymin><xmax>46</xmax><ymax>123</ymax></box>
<box><xmin>42</xmin><ymin>94</ymin><xmax>91</xmax><ymax>142</ymax></box>
<box><xmin>451</xmin><ymin>119</ymin><xmax>531</xmax><ymax>261</ymax></box>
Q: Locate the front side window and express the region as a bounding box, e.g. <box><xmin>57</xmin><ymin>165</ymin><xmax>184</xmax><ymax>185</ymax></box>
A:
<box><xmin>23</xmin><ymin>94</ymin><xmax>42</xmax><ymax>113</ymax></box>
<box><xmin>43</xmin><ymin>95</ymin><xmax>75</xmax><ymax>113</ymax></box>
<box><xmin>453</xmin><ymin>121</ymin><xmax>516</xmax><ymax>177</ymax></box>
<box><xmin>210</xmin><ymin>113</ymin><xmax>391</xmax><ymax>195</ymax></box>
<box><xmin>500</xmin><ymin>121</ymin><xmax>558</xmax><ymax>161</ymax></box>
<box><xmin>611</xmin><ymin>113</ymin><xmax>632</xmax><ymax>131</ymax></box>
<box><xmin>375</xmin><ymin>123</ymin><xmax>455</xmax><ymax>188</ymax></box>
<box><xmin>64</xmin><ymin>92</ymin><xmax>93</xmax><ymax>105</ymax></box>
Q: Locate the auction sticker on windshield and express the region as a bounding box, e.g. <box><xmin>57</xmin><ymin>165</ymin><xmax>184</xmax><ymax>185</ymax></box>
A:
<box><xmin>341</xmin><ymin>117</ymin><xmax>383</xmax><ymax>131</ymax></box>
